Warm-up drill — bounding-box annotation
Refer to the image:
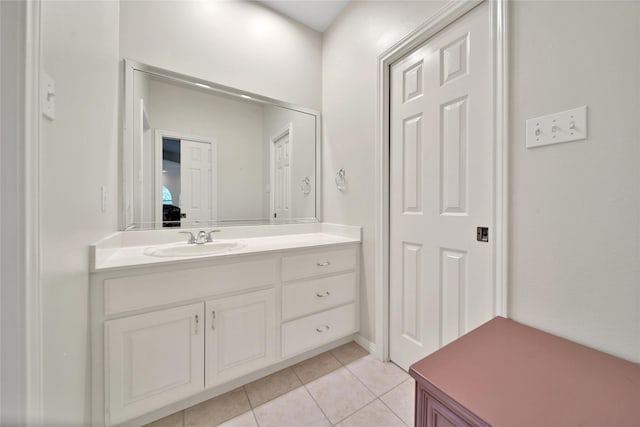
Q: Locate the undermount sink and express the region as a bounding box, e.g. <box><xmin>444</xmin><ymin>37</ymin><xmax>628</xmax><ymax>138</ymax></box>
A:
<box><xmin>144</xmin><ymin>240</ymin><xmax>246</xmax><ymax>257</ymax></box>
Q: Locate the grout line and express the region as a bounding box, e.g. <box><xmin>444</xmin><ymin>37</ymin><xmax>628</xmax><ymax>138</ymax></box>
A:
<box><xmin>302</xmin><ymin>380</ymin><xmax>335</xmax><ymax>426</ymax></box>
<box><xmin>290</xmin><ymin>362</ymin><xmax>304</xmax><ymax>384</ymax></box>
<box><xmin>241</xmin><ymin>385</ymin><xmax>257</xmax><ymax>410</ymax></box>
<box><xmin>377</xmin><ymin>397</ymin><xmax>409</xmax><ymax>427</ymax></box>
<box><xmin>250</xmin><ymin>409</ymin><xmax>260</xmax><ymax>427</ymax></box>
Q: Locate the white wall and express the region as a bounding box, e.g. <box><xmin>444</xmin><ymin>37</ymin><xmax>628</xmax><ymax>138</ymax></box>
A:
<box><xmin>322</xmin><ymin>0</ymin><xmax>447</xmax><ymax>345</ymax></box>
<box><xmin>1</xmin><ymin>1</ymin><xmax>26</xmax><ymax>424</ymax></box>
<box><xmin>323</xmin><ymin>0</ymin><xmax>640</xmax><ymax>362</ymax></box>
<box><xmin>262</xmin><ymin>104</ymin><xmax>317</xmax><ymax>219</ymax></box>
<box><xmin>40</xmin><ymin>1</ymin><xmax>119</xmax><ymax>424</ymax></box>
<box><xmin>147</xmin><ymin>75</ymin><xmax>266</xmax><ymax>220</ymax></box>
<box><xmin>120</xmin><ymin>0</ymin><xmax>322</xmax><ymax>110</ymax></box>
<box><xmin>509</xmin><ymin>1</ymin><xmax>640</xmax><ymax>362</ymax></box>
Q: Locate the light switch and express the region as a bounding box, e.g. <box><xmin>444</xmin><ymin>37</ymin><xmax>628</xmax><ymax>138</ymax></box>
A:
<box><xmin>41</xmin><ymin>72</ymin><xmax>56</xmax><ymax>120</ymax></box>
<box><xmin>526</xmin><ymin>106</ymin><xmax>587</xmax><ymax>148</ymax></box>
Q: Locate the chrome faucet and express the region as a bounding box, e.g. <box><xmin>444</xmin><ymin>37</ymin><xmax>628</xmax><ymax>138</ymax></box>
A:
<box><xmin>196</xmin><ymin>230</ymin><xmax>208</xmax><ymax>244</ymax></box>
<box><xmin>179</xmin><ymin>229</ymin><xmax>221</xmax><ymax>245</ymax></box>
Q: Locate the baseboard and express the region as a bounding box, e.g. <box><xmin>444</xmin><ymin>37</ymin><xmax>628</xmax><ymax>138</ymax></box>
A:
<box><xmin>354</xmin><ymin>334</ymin><xmax>376</xmax><ymax>355</ymax></box>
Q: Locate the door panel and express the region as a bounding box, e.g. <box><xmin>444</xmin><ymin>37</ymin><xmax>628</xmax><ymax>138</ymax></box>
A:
<box><xmin>205</xmin><ymin>289</ymin><xmax>276</xmax><ymax>388</ymax></box>
<box><xmin>105</xmin><ymin>303</ymin><xmax>204</xmax><ymax>425</ymax></box>
<box><xmin>390</xmin><ymin>3</ymin><xmax>494</xmax><ymax>370</ymax></box>
<box><xmin>180</xmin><ymin>139</ymin><xmax>212</xmax><ymax>225</ymax></box>
<box><xmin>273</xmin><ymin>131</ymin><xmax>291</xmax><ymax>219</ymax></box>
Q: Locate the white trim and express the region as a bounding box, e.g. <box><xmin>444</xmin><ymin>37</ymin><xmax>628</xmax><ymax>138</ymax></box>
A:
<box><xmin>374</xmin><ymin>0</ymin><xmax>508</xmax><ymax>361</ymax></box>
<box><xmin>493</xmin><ymin>0</ymin><xmax>509</xmax><ymax>318</ymax></box>
<box><xmin>354</xmin><ymin>334</ymin><xmax>377</xmax><ymax>356</ymax></box>
<box><xmin>24</xmin><ymin>0</ymin><xmax>43</xmax><ymax>424</ymax></box>
<box><xmin>154</xmin><ymin>129</ymin><xmax>219</xmax><ymax>226</ymax></box>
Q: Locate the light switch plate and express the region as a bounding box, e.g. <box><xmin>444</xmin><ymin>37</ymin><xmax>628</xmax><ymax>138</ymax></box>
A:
<box><xmin>526</xmin><ymin>106</ymin><xmax>587</xmax><ymax>148</ymax></box>
<box><xmin>41</xmin><ymin>72</ymin><xmax>56</xmax><ymax>120</ymax></box>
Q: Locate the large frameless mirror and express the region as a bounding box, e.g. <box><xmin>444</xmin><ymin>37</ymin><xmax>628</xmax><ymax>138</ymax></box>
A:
<box><xmin>122</xmin><ymin>60</ymin><xmax>321</xmax><ymax>230</ymax></box>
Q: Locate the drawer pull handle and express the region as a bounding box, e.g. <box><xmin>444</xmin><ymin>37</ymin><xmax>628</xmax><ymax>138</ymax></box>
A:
<box><xmin>316</xmin><ymin>291</ymin><xmax>331</xmax><ymax>298</ymax></box>
<box><xmin>317</xmin><ymin>261</ymin><xmax>331</xmax><ymax>267</ymax></box>
<box><xmin>316</xmin><ymin>325</ymin><xmax>331</xmax><ymax>333</ymax></box>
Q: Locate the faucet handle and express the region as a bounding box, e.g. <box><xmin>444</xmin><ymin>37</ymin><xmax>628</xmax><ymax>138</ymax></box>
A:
<box><xmin>179</xmin><ymin>231</ymin><xmax>196</xmax><ymax>244</ymax></box>
<box><xmin>206</xmin><ymin>229</ymin><xmax>221</xmax><ymax>242</ymax></box>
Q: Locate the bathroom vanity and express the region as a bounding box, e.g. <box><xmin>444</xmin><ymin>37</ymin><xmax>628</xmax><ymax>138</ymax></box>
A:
<box><xmin>90</xmin><ymin>224</ymin><xmax>361</xmax><ymax>426</ymax></box>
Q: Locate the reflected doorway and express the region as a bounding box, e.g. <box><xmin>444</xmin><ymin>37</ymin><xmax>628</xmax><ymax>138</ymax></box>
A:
<box><xmin>155</xmin><ymin>131</ymin><xmax>218</xmax><ymax>227</ymax></box>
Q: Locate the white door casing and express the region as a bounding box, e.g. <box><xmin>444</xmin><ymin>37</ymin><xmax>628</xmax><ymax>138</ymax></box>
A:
<box><xmin>270</xmin><ymin>125</ymin><xmax>292</xmax><ymax>219</ymax></box>
<box><xmin>389</xmin><ymin>2</ymin><xmax>495</xmax><ymax>370</ymax></box>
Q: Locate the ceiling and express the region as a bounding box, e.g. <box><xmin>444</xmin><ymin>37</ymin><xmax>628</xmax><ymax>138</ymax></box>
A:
<box><xmin>258</xmin><ymin>0</ymin><xmax>350</xmax><ymax>33</ymax></box>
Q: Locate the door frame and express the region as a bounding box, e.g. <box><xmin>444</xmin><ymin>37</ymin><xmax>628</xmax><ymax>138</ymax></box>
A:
<box><xmin>154</xmin><ymin>129</ymin><xmax>218</xmax><ymax>225</ymax></box>
<box><xmin>374</xmin><ymin>0</ymin><xmax>509</xmax><ymax>361</ymax></box>
<box><xmin>269</xmin><ymin>123</ymin><xmax>293</xmax><ymax>220</ymax></box>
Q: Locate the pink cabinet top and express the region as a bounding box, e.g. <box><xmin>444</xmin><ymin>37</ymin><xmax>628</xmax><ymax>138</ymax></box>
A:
<box><xmin>409</xmin><ymin>316</ymin><xmax>640</xmax><ymax>427</ymax></box>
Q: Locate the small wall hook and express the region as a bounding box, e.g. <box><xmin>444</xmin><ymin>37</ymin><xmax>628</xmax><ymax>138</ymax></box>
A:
<box><xmin>300</xmin><ymin>176</ymin><xmax>311</xmax><ymax>195</ymax></box>
<box><xmin>335</xmin><ymin>168</ymin><xmax>347</xmax><ymax>192</ymax></box>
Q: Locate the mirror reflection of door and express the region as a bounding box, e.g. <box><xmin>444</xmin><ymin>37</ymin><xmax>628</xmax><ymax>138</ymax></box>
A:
<box><xmin>160</xmin><ymin>134</ymin><xmax>217</xmax><ymax>227</ymax></box>
<box><xmin>271</xmin><ymin>126</ymin><xmax>291</xmax><ymax>219</ymax></box>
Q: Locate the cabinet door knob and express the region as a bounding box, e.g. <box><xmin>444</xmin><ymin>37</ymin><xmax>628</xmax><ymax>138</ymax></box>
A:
<box><xmin>316</xmin><ymin>325</ymin><xmax>330</xmax><ymax>333</ymax></box>
<box><xmin>316</xmin><ymin>261</ymin><xmax>331</xmax><ymax>267</ymax></box>
<box><xmin>316</xmin><ymin>291</ymin><xmax>331</xmax><ymax>298</ymax></box>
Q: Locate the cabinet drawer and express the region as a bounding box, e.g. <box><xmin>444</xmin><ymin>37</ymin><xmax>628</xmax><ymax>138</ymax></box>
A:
<box><xmin>282</xmin><ymin>304</ymin><xmax>357</xmax><ymax>357</ymax></box>
<box><xmin>281</xmin><ymin>247</ymin><xmax>357</xmax><ymax>282</ymax></box>
<box><xmin>282</xmin><ymin>272</ymin><xmax>356</xmax><ymax>321</ymax></box>
<box><xmin>104</xmin><ymin>258</ymin><xmax>277</xmax><ymax>315</ymax></box>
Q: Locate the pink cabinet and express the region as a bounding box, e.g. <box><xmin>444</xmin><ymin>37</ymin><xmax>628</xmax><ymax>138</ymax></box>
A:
<box><xmin>410</xmin><ymin>317</ymin><xmax>640</xmax><ymax>427</ymax></box>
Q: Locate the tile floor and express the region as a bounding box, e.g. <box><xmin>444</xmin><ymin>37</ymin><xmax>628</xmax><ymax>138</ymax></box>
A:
<box><xmin>146</xmin><ymin>342</ymin><xmax>415</xmax><ymax>427</ymax></box>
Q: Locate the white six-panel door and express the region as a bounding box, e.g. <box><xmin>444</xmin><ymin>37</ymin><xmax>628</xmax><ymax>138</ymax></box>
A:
<box><xmin>273</xmin><ymin>131</ymin><xmax>291</xmax><ymax>219</ymax></box>
<box><xmin>389</xmin><ymin>3</ymin><xmax>494</xmax><ymax>370</ymax></box>
<box><xmin>180</xmin><ymin>139</ymin><xmax>212</xmax><ymax>226</ymax></box>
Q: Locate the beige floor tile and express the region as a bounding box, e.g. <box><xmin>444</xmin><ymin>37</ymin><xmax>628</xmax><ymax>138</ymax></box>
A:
<box><xmin>253</xmin><ymin>386</ymin><xmax>330</xmax><ymax>427</ymax></box>
<box><xmin>145</xmin><ymin>411</ymin><xmax>184</xmax><ymax>427</ymax></box>
<box><xmin>305</xmin><ymin>367</ymin><xmax>375</xmax><ymax>424</ymax></box>
<box><xmin>335</xmin><ymin>399</ymin><xmax>405</xmax><ymax>427</ymax></box>
<box><xmin>244</xmin><ymin>367</ymin><xmax>302</xmax><ymax>408</ymax></box>
<box><xmin>381</xmin><ymin>378</ymin><xmax>415</xmax><ymax>426</ymax></box>
<box><xmin>346</xmin><ymin>355</ymin><xmax>409</xmax><ymax>396</ymax></box>
<box><xmin>292</xmin><ymin>351</ymin><xmax>342</xmax><ymax>384</ymax></box>
<box><xmin>184</xmin><ymin>388</ymin><xmax>251</xmax><ymax>427</ymax></box>
<box><xmin>217</xmin><ymin>410</ymin><xmax>257</xmax><ymax>427</ymax></box>
<box><xmin>330</xmin><ymin>341</ymin><xmax>369</xmax><ymax>365</ymax></box>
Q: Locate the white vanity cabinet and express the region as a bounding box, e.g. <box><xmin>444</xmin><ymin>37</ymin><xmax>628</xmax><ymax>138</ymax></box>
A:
<box><xmin>91</xmin><ymin>240</ymin><xmax>360</xmax><ymax>426</ymax></box>
<box><xmin>205</xmin><ymin>289</ymin><xmax>277</xmax><ymax>388</ymax></box>
<box><xmin>281</xmin><ymin>247</ymin><xmax>358</xmax><ymax>357</ymax></box>
<box><xmin>105</xmin><ymin>303</ymin><xmax>205</xmax><ymax>425</ymax></box>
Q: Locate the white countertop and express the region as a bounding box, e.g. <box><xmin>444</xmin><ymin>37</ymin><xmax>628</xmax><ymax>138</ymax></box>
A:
<box><xmin>90</xmin><ymin>224</ymin><xmax>361</xmax><ymax>273</ymax></box>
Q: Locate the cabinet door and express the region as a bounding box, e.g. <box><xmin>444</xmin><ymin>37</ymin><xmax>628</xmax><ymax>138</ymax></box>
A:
<box><xmin>105</xmin><ymin>303</ymin><xmax>204</xmax><ymax>425</ymax></box>
<box><xmin>206</xmin><ymin>289</ymin><xmax>276</xmax><ymax>388</ymax></box>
